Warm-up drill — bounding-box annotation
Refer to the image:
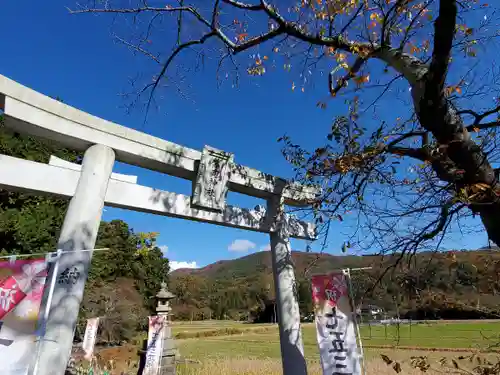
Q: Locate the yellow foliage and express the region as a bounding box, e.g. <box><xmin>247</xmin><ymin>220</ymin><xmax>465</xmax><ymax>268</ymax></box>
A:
<box><xmin>324</xmin><ymin>149</ymin><xmax>379</xmax><ymax>174</ymax></box>
<box><xmin>335</xmin><ymin>52</ymin><xmax>347</xmax><ymax>62</ymax></box>
<box><xmin>247</xmin><ymin>65</ymin><xmax>266</xmax><ymax>76</ymax></box>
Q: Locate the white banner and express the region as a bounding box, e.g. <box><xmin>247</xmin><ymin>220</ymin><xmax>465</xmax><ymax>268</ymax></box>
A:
<box><xmin>143</xmin><ymin>315</ymin><xmax>165</xmax><ymax>375</ymax></box>
<box><xmin>311</xmin><ymin>271</ymin><xmax>362</xmax><ymax>375</ymax></box>
<box><xmin>82</xmin><ymin>317</ymin><xmax>99</xmax><ymax>360</ymax></box>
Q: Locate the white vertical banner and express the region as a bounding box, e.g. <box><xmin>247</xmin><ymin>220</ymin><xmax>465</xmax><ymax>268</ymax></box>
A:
<box><xmin>311</xmin><ymin>271</ymin><xmax>362</xmax><ymax>375</ymax></box>
<box><xmin>82</xmin><ymin>317</ymin><xmax>99</xmax><ymax>361</ymax></box>
<box><xmin>143</xmin><ymin>315</ymin><xmax>165</xmax><ymax>375</ymax></box>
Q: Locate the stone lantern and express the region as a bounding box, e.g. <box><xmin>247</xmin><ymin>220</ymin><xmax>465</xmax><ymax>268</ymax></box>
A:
<box><xmin>156</xmin><ymin>282</ymin><xmax>176</xmax><ymax>321</ymax></box>
<box><xmin>156</xmin><ymin>281</ymin><xmax>178</xmax><ymax>375</ymax></box>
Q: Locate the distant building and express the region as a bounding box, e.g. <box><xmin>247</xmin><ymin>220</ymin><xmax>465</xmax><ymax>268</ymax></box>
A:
<box><xmin>357</xmin><ymin>304</ymin><xmax>383</xmax><ymax>321</ymax></box>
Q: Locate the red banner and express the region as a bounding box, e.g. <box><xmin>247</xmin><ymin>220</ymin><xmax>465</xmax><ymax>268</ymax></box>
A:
<box><xmin>0</xmin><ymin>258</ymin><xmax>49</xmax><ymax>374</ymax></box>
<box><xmin>311</xmin><ymin>272</ymin><xmax>349</xmax><ymax>309</ymax></box>
<box><xmin>0</xmin><ymin>258</ymin><xmax>47</xmax><ymax>319</ymax></box>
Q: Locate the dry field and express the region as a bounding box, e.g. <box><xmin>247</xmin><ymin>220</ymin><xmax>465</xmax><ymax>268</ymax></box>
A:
<box><xmin>174</xmin><ymin>320</ymin><xmax>500</xmax><ymax>374</ymax></box>
<box><xmin>175</xmin><ymin>355</ymin><xmax>474</xmax><ymax>375</ymax></box>
<box><xmin>92</xmin><ymin>320</ymin><xmax>500</xmax><ymax>374</ymax></box>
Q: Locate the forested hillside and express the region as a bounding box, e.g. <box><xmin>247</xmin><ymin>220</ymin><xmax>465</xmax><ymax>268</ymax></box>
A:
<box><xmin>170</xmin><ymin>249</ymin><xmax>500</xmax><ymax>321</ymax></box>
<box><xmin>0</xmin><ymin>119</ymin><xmax>169</xmax><ymax>344</ymax></box>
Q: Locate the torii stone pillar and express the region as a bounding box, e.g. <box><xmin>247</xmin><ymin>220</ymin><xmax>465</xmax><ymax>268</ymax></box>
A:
<box><xmin>268</xmin><ymin>193</ymin><xmax>308</xmax><ymax>375</ymax></box>
<box><xmin>31</xmin><ymin>144</ymin><xmax>115</xmax><ymax>375</ymax></box>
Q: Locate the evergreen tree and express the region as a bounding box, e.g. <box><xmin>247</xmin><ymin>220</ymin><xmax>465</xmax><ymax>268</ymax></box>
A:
<box><xmin>0</xmin><ymin>118</ymin><xmax>169</xmax><ymax>342</ymax></box>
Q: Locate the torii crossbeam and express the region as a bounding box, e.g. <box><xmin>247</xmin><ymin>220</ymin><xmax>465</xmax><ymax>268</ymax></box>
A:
<box><xmin>0</xmin><ymin>74</ymin><xmax>320</xmax><ymax>375</ymax></box>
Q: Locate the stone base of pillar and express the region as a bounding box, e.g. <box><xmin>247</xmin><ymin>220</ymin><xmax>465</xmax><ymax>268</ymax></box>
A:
<box><xmin>159</xmin><ymin>336</ymin><xmax>178</xmax><ymax>375</ymax></box>
<box><xmin>159</xmin><ymin>354</ymin><xmax>176</xmax><ymax>375</ymax></box>
<box><xmin>137</xmin><ymin>329</ymin><xmax>180</xmax><ymax>375</ymax></box>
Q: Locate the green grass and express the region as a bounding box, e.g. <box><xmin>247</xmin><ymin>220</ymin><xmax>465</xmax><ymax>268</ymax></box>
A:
<box><xmin>172</xmin><ymin>321</ymin><xmax>268</xmax><ymax>334</ymax></box>
<box><xmin>175</xmin><ymin>321</ymin><xmax>500</xmax><ymax>361</ymax></box>
<box><xmin>359</xmin><ymin>321</ymin><xmax>500</xmax><ymax>348</ymax></box>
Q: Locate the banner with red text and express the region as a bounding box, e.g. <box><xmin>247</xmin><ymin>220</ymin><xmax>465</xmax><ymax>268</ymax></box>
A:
<box><xmin>82</xmin><ymin>317</ymin><xmax>99</xmax><ymax>360</ymax></box>
<box><xmin>0</xmin><ymin>258</ymin><xmax>48</xmax><ymax>375</ymax></box>
<box><xmin>143</xmin><ymin>315</ymin><xmax>165</xmax><ymax>375</ymax></box>
<box><xmin>311</xmin><ymin>271</ymin><xmax>361</xmax><ymax>375</ymax></box>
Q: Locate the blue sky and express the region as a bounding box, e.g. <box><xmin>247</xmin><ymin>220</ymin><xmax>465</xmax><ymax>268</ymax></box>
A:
<box><xmin>0</xmin><ymin>1</ymin><xmax>489</xmax><ymax>269</ymax></box>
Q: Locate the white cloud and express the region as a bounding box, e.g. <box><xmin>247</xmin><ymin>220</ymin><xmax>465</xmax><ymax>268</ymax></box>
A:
<box><xmin>169</xmin><ymin>261</ymin><xmax>198</xmax><ymax>271</ymax></box>
<box><xmin>158</xmin><ymin>245</ymin><xmax>168</xmax><ymax>255</ymax></box>
<box><xmin>228</xmin><ymin>239</ymin><xmax>256</xmax><ymax>252</ymax></box>
<box><xmin>260</xmin><ymin>244</ymin><xmax>271</xmax><ymax>252</ymax></box>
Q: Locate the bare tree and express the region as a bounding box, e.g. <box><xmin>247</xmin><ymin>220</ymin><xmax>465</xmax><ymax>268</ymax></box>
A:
<box><xmin>71</xmin><ymin>0</ymin><xmax>500</xmax><ymax>254</ymax></box>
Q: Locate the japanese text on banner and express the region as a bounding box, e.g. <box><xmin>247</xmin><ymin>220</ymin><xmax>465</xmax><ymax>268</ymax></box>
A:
<box><xmin>143</xmin><ymin>315</ymin><xmax>165</xmax><ymax>375</ymax></box>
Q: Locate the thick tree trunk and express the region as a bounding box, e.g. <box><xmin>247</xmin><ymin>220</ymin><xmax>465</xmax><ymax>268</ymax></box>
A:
<box><xmin>417</xmin><ymin>90</ymin><xmax>500</xmax><ymax>245</ymax></box>
<box><xmin>418</xmin><ymin>98</ymin><xmax>500</xmax><ymax>248</ymax></box>
<box><xmin>376</xmin><ymin>1</ymin><xmax>500</xmax><ymax>248</ymax></box>
<box><xmin>478</xmin><ymin>204</ymin><xmax>500</xmax><ymax>247</ymax></box>
<box><xmin>378</xmin><ymin>49</ymin><xmax>500</xmax><ymax>247</ymax></box>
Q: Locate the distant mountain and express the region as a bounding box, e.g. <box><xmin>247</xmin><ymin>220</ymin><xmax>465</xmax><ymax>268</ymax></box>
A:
<box><xmin>170</xmin><ymin>249</ymin><xmax>500</xmax><ymax>321</ymax></box>
<box><xmin>480</xmin><ymin>245</ymin><xmax>500</xmax><ymax>250</ymax></box>
<box><xmin>171</xmin><ymin>250</ymin><xmax>377</xmax><ymax>278</ymax></box>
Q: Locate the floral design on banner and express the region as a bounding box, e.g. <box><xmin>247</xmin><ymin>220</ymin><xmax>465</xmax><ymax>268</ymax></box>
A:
<box><xmin>0</xmin><ymin>258</ymin><xmax>49</xmax><ymax>374</ymax></box>
<box><xmin>0</xmin><ymin>259</ymin><xmax>48</xmax><ymax>321</ymax></box>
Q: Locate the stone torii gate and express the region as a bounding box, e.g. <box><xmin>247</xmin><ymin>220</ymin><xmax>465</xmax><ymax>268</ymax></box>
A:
<box><xmin>0</xmin><ymin>74</ymin><xmax>320</xmax><ymax>375</ymax></box>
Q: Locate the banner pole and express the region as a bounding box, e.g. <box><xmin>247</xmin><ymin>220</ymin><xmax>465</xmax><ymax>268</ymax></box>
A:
<box><xmin>31</xmin><ymin>250</ymin><xmax>61</xmax><ymax>375</ymax></box>
<box><xmin>42</xmin><ymin>250</ymin><xmax>62</xmax><ymax>329</ymax></box>
<box><xmin>0</xmin><ymin>248</ymin><xmax>109</xmax><ymax>261</ymax></box>
<box><xmin>308</xmin><ymin>267</ymin><xmax>373</xmax><ymax>279</ymax></box>
<box><xmin>344</xmin><ymin>268</ymin><xmax>366</xmax><ymax>375</ymax></box>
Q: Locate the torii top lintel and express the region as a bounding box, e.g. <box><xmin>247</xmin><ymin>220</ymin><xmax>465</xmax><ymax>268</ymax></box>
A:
<box><xmin>0</xmin><ymin>74</ymin><xmax>320</xmax><ymax>207</ymax></box>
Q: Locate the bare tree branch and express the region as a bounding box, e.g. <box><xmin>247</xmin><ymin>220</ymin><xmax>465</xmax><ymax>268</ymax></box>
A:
<box><xmin>460</xmin><ymin>104</ymin><xmax>500</xmax><ymax>129</ymax></box>
<box><xmin>385</xmin><ymin>146</ymin><xmax>428</xmax><ymax>161</ymax></box>
<box><xmin>328</xmin><ymin>57</ymin><xmax>366</xmax><ymax>96</ymax></box>
<box><xmin>113</xmin><ymin>34</ymin><xmax>160</xmax><ymax>63</ymax></box>
<box><xmin>426</xmin><ymin>0</ymin><xmax>457</xmax><ymax>95</ymax></box>
<box><xmin>142</xmin><ymin>32</ymin><xmax>217</xmax><ymax>120</ymax></box>
<box><xmin>222</xmin><ymin>0</ymin><xmax>263</xmax><ymax>11</ymax></box>
<box><xmin>69</xmin><ymin>5</ymin><xmax>213</xmax><ymax>28</ymax></box>
<box><xmin>466</xmin><ymin>121</ymin><xmax>500</xmax><ymax>132</ymax></box>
